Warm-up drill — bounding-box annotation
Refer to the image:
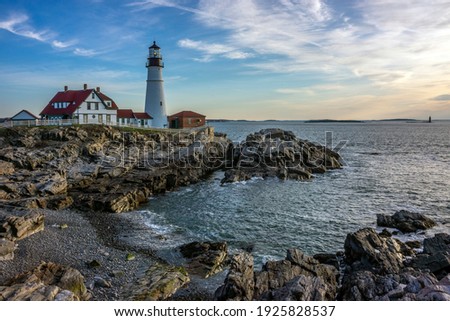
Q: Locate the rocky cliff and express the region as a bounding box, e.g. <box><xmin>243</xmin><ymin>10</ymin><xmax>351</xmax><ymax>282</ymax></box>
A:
<box><xmin>0</xmin><ymin>125</ymin><xmax>231</xmax><ymax>213</ymax></box>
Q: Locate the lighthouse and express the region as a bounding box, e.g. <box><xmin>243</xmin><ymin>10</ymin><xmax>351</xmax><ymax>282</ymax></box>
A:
<box><xmin>144</xmin><ymin>41</ymin><xmax>167</xmax><ymax>128</ymax></box>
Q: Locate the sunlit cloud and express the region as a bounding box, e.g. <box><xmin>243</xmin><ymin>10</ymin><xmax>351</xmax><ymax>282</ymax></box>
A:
<box><xmin>178</xmin><ymin>38</ymin><xmax>253</xmax><ymax>61</ymax></box>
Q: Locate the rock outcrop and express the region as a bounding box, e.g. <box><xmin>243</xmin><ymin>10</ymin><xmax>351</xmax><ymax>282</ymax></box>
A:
<box><xmin>377</xmin><ymin>210</ymin><xmax>436</xmax><ymax>233</ymax></box>
<box><xmin>215</xmin><ymin>252</ymin><xmax>255</xmax><ymax>301</ymax></box>
<box><xmin>179</xmin><ymin>241</ymin><xmax>228</xmax><ymax>278</ymax></box>
<box><xmin>0</xmin><ymin>262</ymin><xmax>89</xmax><ymax>301</ymax></box>
<box><xmin>0</xmin><ymin>211</ymin><xmax>44</xmax><ymax>241</ymax></box>
<box><xmin>221</xmin><ymin>128</ymin><xmax>342</xmax><ymax>184</ymax></box>
<box><xmin>344</xmin><ymin>227</ymin><xmax>409</xmax><ymax>274</ymax></box>
<box><xmin>0</xmin><ymin>238</ymin><xmax>15</xmax><ymax>261</ymax></box>
<box><xmin>215</xmin><ymin>249</ymin><xmax>338</xmax><ymax>301</ymax></box>
<box><xmin>0</xmin><ymin>126</ymin><xmax>232</xmax><ymax>213</ymax></box>
<box><xmin>126</xmin><ymin>263</ymin><xmax>190</xmax><ymax>301</ymax></box>
<box><xmin>411</xmin><ymin>233</ymin><xmax>450</xmax><ymax>280</ymax></box>
<box><xmin>339</xmin><ymin>228</ymin><xmax>450</xmax><ymax>301</ymax></box>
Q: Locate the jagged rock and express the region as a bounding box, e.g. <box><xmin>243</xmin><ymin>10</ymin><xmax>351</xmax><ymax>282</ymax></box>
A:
<box><xmin>35</xmin><ymin>171</ymin><xmax>68</xmax><ymax>196</ymax></box>
<box><xmin>127</xmin><ymin>263</ymin><xmax>189</xmax><ymax>301</ymax></box>
<box><xmin>339</xmin><ymin>269</ymin><xmax>441</xmax><ymax>301</ymax></box>
<box><xmin>423</xmin><ymin>233</ymin><xmax>450</xmax><ymax>255</ymax></box>
<box><xmin>270</xmin><ymin>275</ymin><xmax>335</xmax><ymax>301</ymax></box>
<box><xmin>313</xmin><ymin>253</ymin><xmax>340</xmax><ymax>270</ymax></box>
<box><xmin>221</xmin><ymin>169</ymin><xmax>253</xmax><ymax>184</ymax></box>
<box><xmin>377</xmin><ymin>210</ymin><xmax>436</xmax><ymax>233</ymax></box>
<box><xmin>344</xmin><ymin>228</ymin><xmax>406</xmax><ymax>274</ymax></box>
<box><xmin>0</xmin><ymin>262</ymin><xmax>89</xmax><ymax>301</ymax></box>
<box><xmin>179</xmin><ymin>241</ymin><xmax>228</xmax><ymax>278</ymax></box>
<box><xmin>411</xmin><ymin>234</ymin><xmax>450</xmax><ymax>280</ymax></box>
<box><xmin>1</xmin><ymin>126</ymin><xmax>231</xmax><ymax>214</ymax></box>
<box><xmin>216</xmin><ymin>249</ymin><xmax>337</xmax><ymax>301</ymax></box>
<box><xmin>405</xmin><ymin>240</ymin><xmax>421</xmax><ymax>249</ymax></box>
<box><xmin>73</xmin><ymin>186</ymin><xmax>152</xmax><ymax>213</ymax></box>
<box><xmin>414</xmin><ymin>274</ymin><xmax>450</xmax><ymax>301</ymax></box>
<box><xmin>0</xmin><ymin>238</ymin><xmax>15</xmax><ymax>261</ymax></box>
<box><xmin>0</xmin><ymin>211</ymin><xmax>44</xmax><ymax>241</ymax></box>
<box><xmin>0</xmin><ymin>160</ymin><xmax>14</xmax><ymax>175</ymax></box>
<box><xmin>221</xmin><ymin>128</ymin><xmax>341</xmax><ymax>183</ymax></box>
<box><xmin>255</xmin><ymin>249</ymin><xmax>337</xmax><ymax>300</ymax></box>
<box><xmin>215</xmin><ymin>252</ymin><xmax>255</xmax><ymax>301</ymax></box>
<box><xmin>46</xmin><ymin>195</ymin><xmax>74</xmax><ymax>210</ymax></box>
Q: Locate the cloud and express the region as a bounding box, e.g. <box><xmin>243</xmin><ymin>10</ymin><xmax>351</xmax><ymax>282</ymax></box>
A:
<box><xmin>431</xmin><ymin>94</ymin><xmax>450</xmax><ymax>101</ymax></box>
<box><xmin>0</xmin><ymin>12</ymin><xmax>94</xmax><ymax>57</ymax></box>
<box><xmin>178</xmin><ymin>38</ymin><xmax>253</xmax><ymax>61</ymax></box>
<box><xmin>141</xmin><ymin>0</ymin><xmax>450</xmax><ymax>94</ymax></box>
<box><xmin>0</xmin><ymin>13</ymin><xmax>50</xmax><ymax>41</ymax></box>
<box><xmin>52</xmin><ymin>40</ymin><xmax>77</xmax><ymax>49</ymax></box>
<box><xmin>73</xmin><ymin>48</ymin><xmax>98</xmax><ymax>57</ymax></box>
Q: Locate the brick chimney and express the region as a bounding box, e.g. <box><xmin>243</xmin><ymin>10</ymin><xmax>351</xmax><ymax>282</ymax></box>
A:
<box><xmin>83</xmin><ymin>83</ymin><xmax>88</xmax><ymax>90</ymax></box>
<box><xmin>96</xmin><ymin>87</ymin><xmax>100</xmax><ymax>92</ymax></box>
<box><xmin>64</xmin><ymin>85</ymin><xmax>68</xmax><ymax>91</ymax></box>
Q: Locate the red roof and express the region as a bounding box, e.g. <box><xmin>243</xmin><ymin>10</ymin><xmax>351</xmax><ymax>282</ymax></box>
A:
<box><xmin>40</xmin><ymin>88</ymin><xmax>118</xmax><ymax>116</ymax></box>
<box><xmin>169</xmin><ymin>110</ymin><xmax>206</xmax><ymax>118</ymax></box>
<box><xmin>134</xmin><ymin>112</ymin><xmax>153</xmax><ymax>120</ymax></box>
<box><xmin>97</xmin><ymin>92</ymin><xmax>118</xmax><ymax>110</ymax></box>
<box><xmin>117</xmin><ymin>109</ymin><xmax>134</xmax><ymax>118</ymax></box>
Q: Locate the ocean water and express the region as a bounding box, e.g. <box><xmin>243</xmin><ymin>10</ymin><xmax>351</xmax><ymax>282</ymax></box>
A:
<box><xmin>136</xmin><ymin>121</ymin><xmax>450</xmax><ymax>265</ymax></box>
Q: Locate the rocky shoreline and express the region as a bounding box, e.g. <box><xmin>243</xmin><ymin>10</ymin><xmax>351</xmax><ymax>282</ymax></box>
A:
<box><xmin>1</xmin><ymin>126</ymin><xmax>448</xmax><ymax>301</ymax></box>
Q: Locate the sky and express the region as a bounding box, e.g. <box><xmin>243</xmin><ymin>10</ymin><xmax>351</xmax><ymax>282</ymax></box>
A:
<box><xmin>1</xmin><ymin>0</ymin><xmax>450</xmax><ymax>120</ymax></box>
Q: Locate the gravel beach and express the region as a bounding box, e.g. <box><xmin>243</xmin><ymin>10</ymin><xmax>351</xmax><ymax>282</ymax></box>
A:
<box><xmin>0</xmin><ymin>208</ymin><xmax>156</xmax><ymax>300</ymax></box>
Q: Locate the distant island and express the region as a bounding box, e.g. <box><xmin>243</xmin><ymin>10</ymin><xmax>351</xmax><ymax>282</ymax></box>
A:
<box><xmin>304</xmin><ymin>119</ymin><xmax>364</xmax><ymax>123</ymax></box>
<box><xmin>378</xmin><ymin>118</ymin><xmax>418</xmax><ymax>122</ymax></box>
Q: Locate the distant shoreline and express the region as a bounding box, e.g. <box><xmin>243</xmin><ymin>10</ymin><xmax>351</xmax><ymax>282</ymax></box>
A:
<box><xmin>207</xmin><ymin>118</ymin><xmax>434</xmax><ymax>123</ymax></box>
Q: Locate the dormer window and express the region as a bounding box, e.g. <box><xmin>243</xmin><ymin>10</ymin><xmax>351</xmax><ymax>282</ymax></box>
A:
<box><xmin>92</xmin><ymin>92</ymin><xmax>95</xmax><ymax>99</ymax></box>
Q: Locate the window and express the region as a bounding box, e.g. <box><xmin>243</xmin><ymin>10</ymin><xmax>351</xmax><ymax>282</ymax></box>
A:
<box><xmin>98</xmin><ymin>114</ymin><xmax>103</xmax><ymax>123</ymax></box>
<box><xmin>95</xmin><ymin>102</ymin><xmax>99</xmax><ymax>110</ymax></box>
<box><xmin>106</xmin><ymin>114</ymin><xmax>111</xmax><ymax>123</ymax></box>
<box><xmin>160</xmin><ymin>101</ymin><xmax>163</xmax><ymax>106</ymax></box>
<box><xmin>188</xmin><ymin>118</ymin><xmax>192</xmax><ymax>124</ymax></box>
<box><xmin>107</xmin><ymin>101</ymin><xmax>111</xmax><ymax>107</ymax></box>
<box><xmin>83</xmin><ymin>114</ymin><xmax>88</xmax><ymax>124</ymax></box>
<box><xmin>87</xmin><ymin>102</ymin><xmax>91</xmax><ymax>110</ymax></box>
<box><xmin>92</xmin><ymin>93</ymin><xmax>95</xmax><ymax>99</ymax></box>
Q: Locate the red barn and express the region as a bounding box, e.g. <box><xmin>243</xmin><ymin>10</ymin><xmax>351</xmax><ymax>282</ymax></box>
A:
<box><xmin>167</xmin><ymin>111</ymin><xmax>206</xmax><ymax>129</ymax></box>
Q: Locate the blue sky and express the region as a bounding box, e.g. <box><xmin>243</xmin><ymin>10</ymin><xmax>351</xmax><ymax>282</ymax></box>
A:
<box><xmin>1</xmin><ymin>0</ymin><xmax>450</xmax><ymax>120</ymax></box>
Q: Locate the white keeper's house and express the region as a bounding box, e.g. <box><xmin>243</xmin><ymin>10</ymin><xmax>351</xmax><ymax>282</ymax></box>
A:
<box><xmin>40</xmin><ymin>84</ymin><xmax>118</xmax><ymax>125</ymax></box>
<box><xmin>39</xmin><ymin>84</ymin><xmax>152</xmax><ymax>127</ymax></box>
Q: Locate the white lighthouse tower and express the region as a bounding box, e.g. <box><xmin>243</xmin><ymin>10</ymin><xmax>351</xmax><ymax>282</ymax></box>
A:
<box><xmin>144</xmin><ymin>41</ymin><xmax>167</xmax><ymax>128</ymax></box>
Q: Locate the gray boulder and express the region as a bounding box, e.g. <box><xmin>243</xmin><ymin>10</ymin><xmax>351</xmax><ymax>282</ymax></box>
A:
<box><xmin>179</xmin><ymin>241</ymin><xmax>228</xmax><ymax>278</ymax></box>
<box><xmin>344</xmin><ymin>228</ymin><xmax>406</xmax><ymax>274</ymax></box>
<box><xmin>215</xmin><ymin>252</ymin><xmax>255</xmax><ymax>301</ymax></box>
<box><xmin>377</xmin><ymin>210</ymin><xmax>436</xmax><ymax>233</ymax></box>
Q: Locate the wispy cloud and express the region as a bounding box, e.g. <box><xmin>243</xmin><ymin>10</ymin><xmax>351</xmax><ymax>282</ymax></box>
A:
<box><xmin>0</xmin><ymin>13</ymin><xmax>50</xmax><ymax>42</ymax></box>
<box><xmin>73</xmin><ymin>48</ymin><xmax>98</xmax><ymax>57</ymax></box>
<box><xmin>0</xmin><ymin>12</ymin><xmax>96</xmax><ymax>57</ymax></box>
<box><xmin>139</xmin><ymin>0</ymin><xmax>450</xmax><ymax>90</ymax></box>
<box><xmin>52</xmin><ymin>40</ymin><xmax>77</xmax><ymax>49</ymax></box>
<box><xmin>178</xmin><ymin>38</ymin><xmax>253</xmax><ymax>61</ymax></box>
